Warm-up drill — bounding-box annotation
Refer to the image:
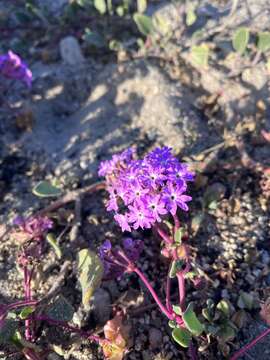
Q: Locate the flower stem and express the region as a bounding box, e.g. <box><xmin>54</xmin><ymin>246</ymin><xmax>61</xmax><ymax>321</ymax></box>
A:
<box><xmin>34</xmin><ymin>315</ymin><xmax>102</xmax><ymax>343</ymax></box>
<box><xmin>230</xmin><ymin>327</ymin><xmax>270</xmax><ymax>360</ymax></box>
<box><xmin>24</xmin><ymin>266</ymin><xmax>34</xmax><ymax>341</ymax></box>
<box><xmin>166</xmin><ymin>267</ymin><xmax>172</xmax><ymax>313</ymax></box>
<box><xmin>7</xmin><ymin>299</ymin><xmax>38</xmax><ymax>311</ymax></box>
<box><xmin>155</xmin><ymin>225</ymin><xmax>173</xmax><ymax>245</ymax></box>
<box><xmin>177</xmin><ymin>272</ymin><xmax>186</xmax><ymax>311</ymax></box>
<box><xmin>173</xmin><ymin>214</ymin><xmax>180</xmax><ymax>230</ymax></box>
<box><xmin>134</xmin><ymin>267</ymin><xmax>173</xmax><ymax>320</ymax></box>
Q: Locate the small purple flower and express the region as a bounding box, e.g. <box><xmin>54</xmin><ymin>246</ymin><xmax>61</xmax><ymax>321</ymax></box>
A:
<box><xmin>99</xmin><ymin>238</ymin><xmax>143</xmax><ymax>279</ymax></box>
<box><xmin>0</xmin><ymin>51</ymin><xmax>32</xmax><ymax>87</ymax></box>
<box><xmin>163</xmin><ymin>183</ymin><xmax>192</xmax><ymax>215</ymax></box>
<box><xmin>106</xmin><ymin>195</ymin><xmax>119</xmax><ymax>212</ymax></box>
<box><xmin>13</xmin><ymin>215</ymin><xmax>53</xmax><ymax>240</ymax></box>
<box><xmin>128</xmin><ymin>203</ymin><xmax>154</xmax><ymax>230</ymax></box>
<box><xmin>114</xmin><ymin>214</ymin><xmax>131</xmax><ymax>232</ymax></box>
<box><xmin>146</xmin><ymin>195</ymin><xmax>167</xmax><ymax>222</ymax></box>
<box><xmin>123</xmin><ymin>238</ymin><xmax>143</xmax><ymax>262</ymax></box>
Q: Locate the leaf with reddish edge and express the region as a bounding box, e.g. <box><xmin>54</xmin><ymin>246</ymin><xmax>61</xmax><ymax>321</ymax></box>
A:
<box><xmin>101</xmin><ymin>314</ymin><xmax>131</xmax><ymax>360</ymax></box>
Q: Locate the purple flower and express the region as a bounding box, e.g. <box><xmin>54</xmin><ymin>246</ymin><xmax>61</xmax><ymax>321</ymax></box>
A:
<box><xmin>163</xmin><ymin>183</ymin><xmax>192</xmax><ymax>215</ymax></box>
<box><xmin>0</xmin><ymin>51</ymin><xmax>32</xmax><ymax>87</ymax></box>
<box><xmin>99</xmin><ymin>147</ymin><xmax>194</xmax><ymax>231</ymax></box>
<box><xmin>99</xmin><ymin>238</ymin><xmax>143</xmax><ymax>279</ymax></box>
<box><xmin>122</xmin><ymin>238</ymin><xmax>143</xmax><ymax>261</ymax></box>
<box><xmin>13</xmin><ymin>215</ymin><xmax>53</xmax><ymax>240</ymax></box>
<box><xmin>114</xmin><ymin>214</ymin><xmax>131</xmax><ymax>232</ymax></box>
<box><xmin>128</xmin><ymin>203</ymin><xmax>154</xmax><ymax>230</ymax></box>
<box><xmin>146</xmin><ymin>195</ymin><xmax>167</xmax><ymax>222</ymax></box>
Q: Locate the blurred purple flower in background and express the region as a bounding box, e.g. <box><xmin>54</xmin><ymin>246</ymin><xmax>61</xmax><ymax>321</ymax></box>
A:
<box><xmin>0</xmin><ymin>50</ymin><xmax>32</xmax><ymax>87</ymax></box>
<box><xmin>99</xmin><ymin>147</ymin><xmax>194</xmax><ymax>231</ymax></box>
<box><xmin>13</xmin><ymin>216</ymin><xmax>53</xmax><ymax>241</ymax></box>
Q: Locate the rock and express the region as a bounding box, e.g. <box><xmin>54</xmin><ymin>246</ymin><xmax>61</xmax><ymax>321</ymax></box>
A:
<box><xmin>60</xmin><ymin>36</ymin><xmax>85</xmax><ymax>67</ymax></box>
<box><xmin>149</xmin><ymin>327</ymin><xmax>162</xmax><ymax>349</ymax></box>
<box><xmin>91</xmin><ymin>288</ymin><xmax>111</xmax><ymax>325</ymax></box>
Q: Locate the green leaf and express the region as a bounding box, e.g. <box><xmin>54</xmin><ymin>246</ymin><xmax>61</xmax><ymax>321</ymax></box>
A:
<box><xmin>46</xmin><ymin>233</ymin><xmax>62</xmax><ymax>259</ymax></box>
<box><xmin>174</xmin><ymin>227</ymin><xmax>184</xmax><ymax>244</ymax></box>
<box><xmin>172</xmin><ymin>327</ymin><xmax>191</xmax><ymax>348</ymax></box>
<box><xmin>186</xmin><ymin>7</ymin><xmax>197</xmax><ymax>26</ymax></box>
<box><xmin>32</xmin><ymin>181</ymin><xmax>62</xmax><ymax>198</ymax></box>
<box><xmin>107</xmin><ymin>0</ymin><xmax>113</xmax><ymax>14</ymax></box>
<box><xmin>182</xmin><ymin>303</ymin><xmax>204</xmax><ymax>336</ymax></box>
<box><xmin>169</xmin><ymin>260</ymin><xmax>184</xmax><ymax>278</ymax></box>
<box><xmin>257</xmin><ymin>32</ymin><xmax>270</xmax><ymax>52</ymax></box>
<box><xmin>19</xmin><ymin>306</ymin><xmax>35</xmax><ymax>320</ymax></box>
<box><xmin>116</xmin><ymin>5</ymin><xmax>124</xmax><ymax>16</ymax></box>
<box><xmin>0</xmin><ymin>318</ymin><xmax>18</xmax><ymax>344</ymax></box>
<box><xmin>232</xmin><ymin>27</ymin><xmax>249</xmax><ymax>54</ymax></box>
<box><xmin>77</xmin><ymin>249</ymin><xmax>104</xmax><ymax>308</ymax></box>
<box><xmin>94</xmin><ymin>0</ymin><xmax>106</xmax><ymax>14</ymax></box>
<box><xmin>172</xmin><ymin>305</ymin><xmax>182</xmax><ymax>316</ymax></box>
<box><xmin>137</xmin><ymin>0</ymin><xmax>147</xmax><ymax>13</ymax></box>
<box><xmin>46</xmin><ymin>296</ymin><xmax>74</xmax><ymax>322</ymax></box>
<box><xmin>169</xmin><ymin>260</ymin><xmax>177</xmax><ymax>278</ymax></box>
<box><xmin>216</xmin><ymin>299</ymin><xmax>231</xmax><ymax>317</ymax></box>
<box><xmin>133</xmin><ymin>13</ymin><xmax>154</xmax><ymax>36</ymax></box>
<box><xmin>191</xmin><ymin>44</ymin><xmax>209</xmax><ymax>67</ymax></box>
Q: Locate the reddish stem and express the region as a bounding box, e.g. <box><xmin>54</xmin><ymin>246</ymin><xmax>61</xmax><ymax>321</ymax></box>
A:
<box><xmin>166</xmin><ymin>274</ymin><xmax>172</xmax><ymax>313</ymax></box>
<box><xmin>23</xmin><ymin>267</ymin><xmax>35</xmax><ymax>341</ymax></box>
<box><xmin>173</xmin><ymin>214</ymin><xmax>180</xmax><ymax>230</ymax></box>
<box><xmin>177</xmin><ymin>272</ymin><xmax>186</xmax><ymax>311</ymax></box>
<box><xmin>34</xmin><ymin>316</ymin><xmax>102</xmax><ymax>343</ymax></box>
<box><xmin>230</xmin><ymin>328</ymin><xmax>270</xmax><ymax>360</ymax></box>
<box><xmin>155</xmin><ymin>225</ymin><xmax>173</xmax><ymax>245</ymax></box>
<box><xmin>134</xmin><ymin>267</ymin><xmax>174</xmax><ymax>320</ymax></box>
<box><xmin>6</xmin><ymin>299</ymin><xmax>38</xmax><ymax>311</ymax></box>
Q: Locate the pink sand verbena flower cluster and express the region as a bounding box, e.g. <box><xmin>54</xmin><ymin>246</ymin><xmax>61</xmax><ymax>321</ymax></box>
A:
<box><xmin>98</xmin><ymin>147</ymin><xmax>194</xmax><ymax>232</ymax></box>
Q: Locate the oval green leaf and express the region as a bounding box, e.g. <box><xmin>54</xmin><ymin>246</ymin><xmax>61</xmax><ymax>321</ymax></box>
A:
<box><xmin>94</xmin><ymin>0</ymin><xmax>106</xmax><ymax>14</ymax></box>
<box><xmin>182</xmin><ymin>303</ymin><xmax>204</xmax><ymax>336</ymax></box>
<box><xmin>137</xmin><ymin>0</ymin><xmax>147</xmax><ymax>13</ymax></box>
<box><xmin>232</xmin><ymin>27</ymin><xmax>249</xmax><ymax>54</ymax></box>
<box><xmin>216</xmin><ymin>299</ymin><xmax>231</xmax><ymax>317</ymax></box>
<box><xmin>257</xmin><ymin>32</ymin><xmax>270</xmax><ymax>52</ymax></box>
<box><xmin>191</xmin><ymin>44</ymin><xmax>209</xmax><ymax>67</ymax></box>
<box><xmin>172</xmin><ymin>327</ymin><xmax>191</xmax><ymax>348</ymax></box>
<box><xmin>19</xmin><ymin>306</ymin><xmax>35</xmax><ymax>320</ymax></box>
<box><xmin>32</xmin><ymin>181</ymin><xmax>62</xmax><ymax>198</ymax></box>
<box><xmin>186</xmin><ymin>7</ymin><xmax>197</xmax><ymax>26</ymax></box>
<box><xmin>77</xmin><ymin>249</ymin><xmax>104</xmax><ymax>309</ymax></box>
<box><xmin>133</xmin><ymin>13</ymin><xmax>153</xmax><ymax>36</ymax></box>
